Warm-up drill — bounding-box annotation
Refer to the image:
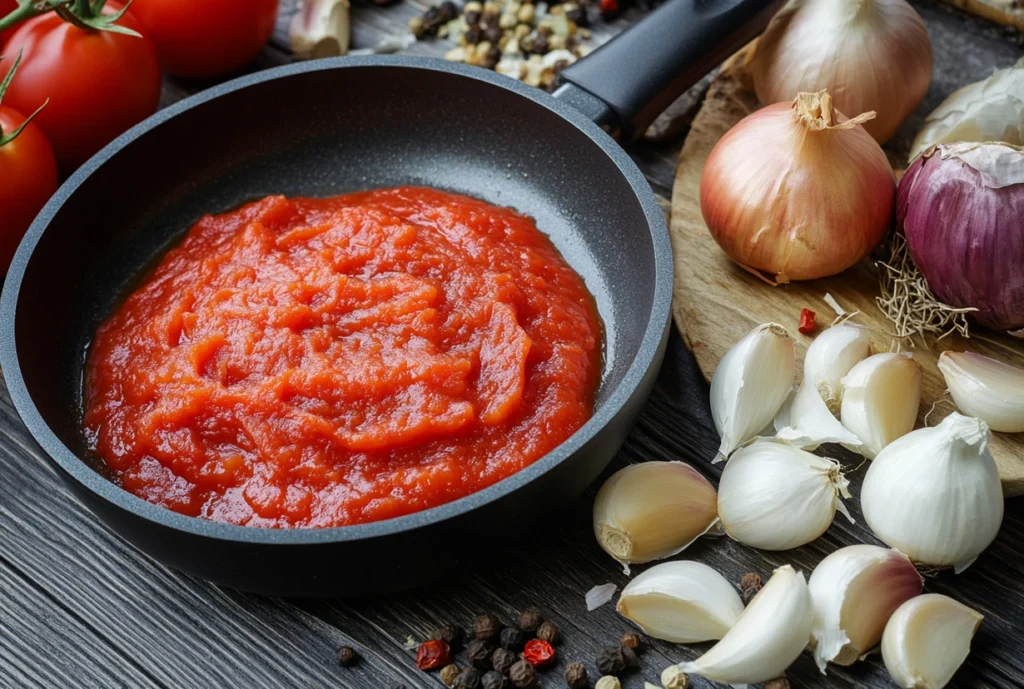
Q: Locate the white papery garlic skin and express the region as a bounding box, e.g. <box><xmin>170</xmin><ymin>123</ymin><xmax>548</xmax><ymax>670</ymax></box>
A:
<box><xmin>802</xmin><ymin>324</ymin><xmax>873</xmax><ymax>413</ymax></box>
<box><xmin>710</xmin><ymin>323</ymin><xmax>795</xmax><ymax>460</ymax></box>
<box><xmin>808</xmin><ymin>545</ymin><xmax>923</xmax><ymax>672</ymax></box>
<box><xmin>593</xmin><ymin>462</ymin><xmax>719</xmax><ymax>564</ymax></box>
<box><xmin>840</xmin><ymin>352</ymin><xmax>921</xmax><ymax>458</ymax></box>
<box><xmin>617</xmin><ymin>561</ymin><xmax>744</xmax><ymax>643</ymax></box>
<box><xmin>717</xmin><ymin>439</ymin><xmax>853</xmax><ymax>551</ymax></box>
<box><xmin>862</xmin><ymin>412</ymin><xmax>1003</xmax><ymax>571</ymax></box>
<box><xmin>775</xmin><ymin>379</ymin><xmax>863</xmax><ymax>449</ymax></box>
<box><xmin>290</xmin><ymin>0</ymin><xmax>351</xmax><ymax>59</ymax></box>
<box><xmin>679</xmin><ymin>565</ymin><xmax>813</xmax><ymax>685</ymax></box>
<box><xmin>882</xmin><ymin>594</ymin><xmax>983</xmax><ymax>689</ymax></box>
<box><xmin>938</xmin><ymin>351</ymin><xmax>1024</xmax><ymax>433</ymax></box>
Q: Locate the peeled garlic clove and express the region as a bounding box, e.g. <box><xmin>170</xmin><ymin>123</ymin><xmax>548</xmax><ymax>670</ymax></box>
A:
<box><xmin>717</xmin><ymin>439</ymin><xmax>852</xmax><ymax>551</ymax></box>
<box><xmin>617</xmin><ymin>561</ymin><xmax>744</xmax><ymax>643</ymax></box>
<box><xmin>882</xmin><ymin>594</ymin><xmax>983</xmax><ymax>689</ymax></box>
<box><xmin>774</xmin><ymin>380</ymin><xmax>863</xmax><ymax>449</ymax></box>
<box><xmin>840</xmin><ymin>352</ymin><xmax>922</xmax><ymax>458</ymax></box>
<box><xmin>290</xmin><ymin>0</ymin><xmax>351</xmax><ymax>60</ymax></box>
<box><xmin>711</xmin><ymin>323</ymin><xmax>795</xmax><ymax>460</ymax></box>
<box><xmin>802</xmin><ymin>324</ymin><xmax>873</xmax><ymax>414</ymax></box>
<box><xmin>809</xmin><ymin>545</ymin><xmax>923</xmax><ymax>672</ymax></box>
<box><xmin>862</xmin><ymin>412</ymin><xmax>1003</xmax><ymax>571</ymax></box>
<box><xmin>938</xmin><ymin>351</ymin><xmax>1024</xmax><ymax>433</ymax></box>
<box><xmin>679</xmin><ymin>565</ymin><xmax>813</xmax><ymax>685</ymax></box>
<box><xmin>593</xmin><ymin>462</ymin><xmax>718</xmax><ymax>564</ymax></box>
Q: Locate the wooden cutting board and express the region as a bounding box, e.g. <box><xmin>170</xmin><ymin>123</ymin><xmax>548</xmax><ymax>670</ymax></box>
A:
<box><xmin>670</xmin><ymin>49</ymin><xmax>1024</xmax><ymax>496</ymax></box>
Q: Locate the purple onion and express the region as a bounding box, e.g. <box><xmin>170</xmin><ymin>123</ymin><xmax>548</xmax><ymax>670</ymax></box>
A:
<box><xmin>898</xmin><ymin>142</ymin><xmax>1024</xmax><ymax>332</ymax></box>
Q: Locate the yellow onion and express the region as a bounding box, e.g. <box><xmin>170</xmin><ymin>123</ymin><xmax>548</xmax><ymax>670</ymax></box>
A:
<box><xmin>700</xmin><ymin>90</ymin><xmax>895</xmax><ymax>283</ymax></box>
<box><xmin>752</xmin><ymin>0</ymin><xmax>932</xmax><ymax>144</ymax></box>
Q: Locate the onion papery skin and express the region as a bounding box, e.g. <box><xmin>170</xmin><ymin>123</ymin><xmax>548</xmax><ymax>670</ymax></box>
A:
<box><xmin>898</xmin><ymin>143</ymin><xmax>1024</xmax><ymax>332</ymax></box>
<box><xmin>700</xmin><ymin>97</ymin><xmax>896</xmax><ymax>282</ymax></box>
<box><xmin>752</xmin><ymin>0</ymin><xmax>933</xmax><ymax>144</ymax></box>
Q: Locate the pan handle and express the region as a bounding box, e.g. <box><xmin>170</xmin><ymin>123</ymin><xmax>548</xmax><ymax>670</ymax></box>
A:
<box><xmin>554</xmin><ymin>0</ymin><xmax>783</xmax><ymax>140</ymax></box>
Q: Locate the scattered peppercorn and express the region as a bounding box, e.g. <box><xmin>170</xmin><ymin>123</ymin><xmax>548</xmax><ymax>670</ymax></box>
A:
<box><xmin>564</xmin><ymin>2</ymin><xmax>589</xmax><ymax>26</ymax></box>
<box><xmin>620</xmin><ymin>646</ymin><xmax>639</xmax><ymax>672</ymax></box>
<box><xmin>441</xmin><ymin>664</ymin><xmax>462</xmax><ymax>687</ymax></box>
<box><xmin>594</xmin><ymin>676</ymin><xmax>620</xmax><ymax>689</ymax></box>
<box><xmin>492</xmin><ymin>647</ymin><xmax>517</xmax><ymax>675</ymax></box>
<box><xmin>523</xmin><ymin>638</ymin><xmax>555</xmax><ymax>667</ymax></box>
<box><xmin>764</xmin><ymin>679</ymin><xmax>790</xmax><ymax>689</ymax></box>
<box><xmin>337</xmin><ymin>645</ymin><xmax>359</xmax><ymax>667</ymax></box>
<box><xmin>456</xmin><ymin>668</ymin><xmax>484</xmax><ymax>689</ymax></box>
<box><xmin>464</xmin><ymin>24</ymin><xmax>483</xmax><ymax>43</ymax></box>
<box><xmin>595</xmin><ymin>646</ymin><xmax>625</xmax><ymax>675</ymax></box>
<box><xmin>565</xmin><ymin>662</ymin><xmax>588</xmax><ymax>689</ymax></box>
<box><xmin>517</xmin><ymin>608</ymin><xmax>544</xmax><ymax>635</ymax></box>
<box><xmin>483</xmin><ymin>23</ymin><xmax>503</xmax><ymax>44</ymax></box>
<box><xmin>619</xmin><ymin>631</ymin><xmax>647</xmax><ymax>654</ymax></box>
<box><xmin>464</xmin><ymin>0</ymin><xmax>483</xmax><ymax>23</ymax></box>
<box><xmin>467</xmin><ymin>639</ymin><xmax>494</xmax><ymax>670</ymax></box>
<box><xmin>740</xmin><ymin>572</ymin><xmax>763</xmax><ymax>603</ymax></box>
<box><xmin>499</xmin><ymin>626</ymin><xmax>525</xmax><ymax>651</ymax></box>
<box><xmin>535</xmin><ymin>620</ymin><xmax>560</xmax><ymax>645</ymax></box>
<box><xmin>482</xmin><ymin>670</ymin><xmax>508</xmax><ymax>689</ymax></box>
<box><xmin>473</xmin><ymin>613</ymin><xmax>504</xmax><ymax>642</ymax></box>
<box><xmin>509</xmin><ymin>659</ymin><xmax>537</xmax><ymax>688</ymax></box>
<box><xmin>434</xmin><ymin>623</ymin><xmax>466</xmax><ymax>651</ymax></box>
<box><xmin>660</xmin><ymin>665</ymin><xmax>689</xmax><ymax>689</ymax></box>
<box><xmin>417</xmin><ymin>639</ymin><xmax>452</xmax><ymax>671</ymax></box>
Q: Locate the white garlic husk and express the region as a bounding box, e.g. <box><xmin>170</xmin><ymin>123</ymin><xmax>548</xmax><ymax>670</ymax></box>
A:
<box><xmin>862</xmin><ymin>412</ymin><xmax>1004</xmax><ymax>571</ymax></box>
<box><xmin>717</xmin><ymin>439</ymin><xmax>852</xmax><ymax>551</ymax></box>
<box><xmin>678</xmin><ymin>564</ymin><xmax>813</xmax><ymax>685</ymax></box>
<box><xmin>617</xmin><ymin>561</ymin><xmax>744</xmax><ymax>643</ymax></box>
<box><xmin>774</xmin><ymin>380</ymin><xmax>863</xmax><ymax>449</ymax></box>
<box><xmin>802</xmin><ymin>324</ymin><xmax>873</xmax><ymax>413</ymax></box>
<box><xmin>290</xmin><ymin>0</ymin><xmax>351</xmax><ymax>59</ymax></box>
<box><xmin>938</xmin><ymin>351</ymin><xmax>1024</xmax><ymax>433</ymax></box>
<box><xmin>808</xmin><ymin>545</ymin><xmax>923</xmax><ymax>672</ymax></box>
<box><xmin>710</xmin><ymin>323</ymin><xmax>795</xmax><ymax>460</ymax></box>
<box><xmin>840</xmin><ymin>352</ymin><xmax>922</xmax><ymax>458</ymax></box>
<box><xmin>882</xmin><ymin>594</ymin><xmax>983</xmax><ymax>689</ymax></box>
<box><xmin>593</xmin><ymin>462</ymin><xmax>719</xmax><ymax>565</ymax></box>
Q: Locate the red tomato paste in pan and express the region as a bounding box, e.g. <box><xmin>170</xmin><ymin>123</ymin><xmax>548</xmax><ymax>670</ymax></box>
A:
<box><xmin>83</xmin><ymin>187</ymin><xmax>602</xmax><ymax>528</ymax></box>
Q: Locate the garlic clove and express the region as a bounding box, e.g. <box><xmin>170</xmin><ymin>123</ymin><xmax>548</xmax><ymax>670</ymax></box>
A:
<box><xmin>717</xmin><ymin>439</ymin><xmax>852</xmax><ymax>551</ymax></box>
<box><xmin>861</xmin><ymin>412</ymin><xmax>1003</xmax><ymax>571</ymax></box>
<box><xmin>774</xmin><ymin>380</ymin><xmax>863</xmax><ymax>449</ymax></box>
<box><xmin>678</xmin><ymin>565</ymin><xmax>813</xmax><ymax>685</ymax></box>
<box><xmin>290</xmin><ymin>0</ymin><xmax>351</xmax><ymax>60</ymax></box>
<box><xmin>808</xmin><ymin>545</ymin><xmax>923</xmax><ymax>673</ymax></box>
<box><xmin>802</xmin><ymin>324</ymin><xmax>873</xmax><ymax>414</ymax></box>
<box><xmin>617</xmin><ymin>561</ymin><xmax>744</xmax><ymax>643</ymax></box>
<box><xmin>881</xmin><ymin>594</ymin><xmax>983</xmax><ymax>689</ymax></box>
<box><xmin>840</xmin><ymin>352</ymin><xmax>922</xmax><ymax>459</ymax></box>
<box><xmin>711</xmin><ymin>323</ymin><xmax>795</xmax><ymax>460</ymax></box>
<box><xmin>593</xmin><ymin>462</ymin><xmax>718</xmax><ymax>564</ymax></box>
<box><xmin>938</xmin><ymin>351</ymin><xmax>1024</xmax><ymax>433</ymax></box>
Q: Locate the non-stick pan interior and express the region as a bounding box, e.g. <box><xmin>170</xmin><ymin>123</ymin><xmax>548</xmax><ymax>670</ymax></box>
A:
<box><xmin>11</xmin><ymin>58</ymin><xmax>662</xmax><ymax>480</ymax></box>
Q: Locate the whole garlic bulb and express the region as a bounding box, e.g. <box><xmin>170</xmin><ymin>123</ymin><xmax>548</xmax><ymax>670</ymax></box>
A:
<box><xmin>861</xmin><ymin>412</ymin><xmax>1004</xmax><ymax>572</ymax></box>
<box><xmin>752</xmin><ymin>0</ymin><xmax>933</xmax><ymax>144</ymax></box>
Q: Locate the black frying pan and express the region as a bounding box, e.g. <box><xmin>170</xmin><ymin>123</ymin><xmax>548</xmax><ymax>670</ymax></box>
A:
<box><xmin>0</xmin><ymin>0</ymin><xmax>779</xmax><ymax>596</ymax></box>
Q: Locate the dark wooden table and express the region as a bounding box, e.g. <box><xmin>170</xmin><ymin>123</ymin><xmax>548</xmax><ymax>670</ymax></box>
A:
<box><xmin>2</xmin><ymin>2</ymin><xmax>1023</xmax><ymax>688</ymax></box>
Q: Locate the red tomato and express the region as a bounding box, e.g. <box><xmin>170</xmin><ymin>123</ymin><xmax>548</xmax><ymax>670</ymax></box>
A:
<box><xmin>0</xmin><ymin>0</ymin><xmax>18</xmax><ymax>48</ymax></box>
<box><xmin>0</xmin><ymin>5</ymin><xmax>161</xmax><ymax>171</ymax></box>
<box><xmin>0</xmin><ymin>107</ymin><xmax>58</xmax><ymax>273</ymax></box>
<box><xmin>130</xmin><ymin>0</ymin><xmax>278</xmax><ymax>80</ymax></box>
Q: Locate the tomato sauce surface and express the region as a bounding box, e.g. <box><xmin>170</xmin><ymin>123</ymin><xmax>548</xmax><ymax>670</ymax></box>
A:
<box><xmin>84</xmin><ymin>187</ymin><xmax>602</xmax><ymax>528</ymax></box>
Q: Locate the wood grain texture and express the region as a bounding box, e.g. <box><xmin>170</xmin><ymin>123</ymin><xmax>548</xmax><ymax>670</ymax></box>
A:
<box><xmin>2</xmin><ymin>2</ymin><xmax>1024</xmax><ymax>689</ymax></box>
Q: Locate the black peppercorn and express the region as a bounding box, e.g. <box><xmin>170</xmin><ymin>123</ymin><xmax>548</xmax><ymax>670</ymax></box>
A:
<box><xmin>483</xmin><ymin>44</ymin><xmax>502</xmax><ymax>69</ymax></box>
<box><xmin>565</xmin><ymin>2</ymin><xmax>589</xmax><ymax>26</ymax></box>
<box><xmin>482</xmin><ymin>670</ymin><xmax>508</xmax><ymax>689</ymax></box>
<box><xmin>509</xmin><ymin>659</ymin><xmax>537</xmax><ymax>688</ymax></box>
<box><xmin>464</xmin><ymin>25</ymin><xmax>483</xmax><ymax>44</ymax></box>
<box><xmin>565</xmin><ymin>662</ymin><xmax>588</xmax><ymax>689</ymax></box>
<box><xmin>441</xmin><ymin>664</ymin><xmax>462</xmax><ymax>687</ymax></box>
<box><xmin>467</xmin><ymin>639</ymin><xmax>494</xmax><ymax>670</ymax></box>
<box><xmin>531</xmin><ymin>33</ymin><xmax>549</xmax><ymax>54</ymax></box>
<box><xmin>620</xmin><ymin>646</ymin><xmax>639</xmax><ymax>672</ymax></box>
<box><xmin>492</xmin><ymin>647</ymin><xmax>517</xmax><ymax>674</ymax></box>
<box><xmin>619</xmin><ymin>632</ymin><xmax>647</xmax><ymax>654</ymax></box>
<box><xmin>435</xmin><ymin>623</ymin><xmax>466</xmax><ymax>651</ymax></box>
<box><xmin>465</xmin><ymin>8</ymin><xmax>482</xmax><ymax>23</ymax></box>
<box><xmin>483</xmin><ymin>24</ymin><xmax>503</xmax><ymax>44</ymax></box>
<box><xmin>740</xmin><ymin>572</ymin><xmax>762</xmax><ymax>603</ymax></box>
<box><xmin>455</xmin><ymin>668</ymin><xmax>483</xmax><ymax>689</ymax></box>
<box><xmin>535</xmin><ymin>620</ymin><xmax>560</xmax><ymax>645</ymax></box>
<box><xmin>517</xmin><ymin>608</ymin><xmax>543</xmax><ymax>635</ymax></box>
<box><xmin>499</xmin><ymin>627</ymin><xmax>524</xmax><ymax>651</ymax></box>
<box><xmin>595</xmin><ymin>646</ymin><xmax>625</xmax><ymax>675</ymax></box>
<box><xmin>439</xmin><ymin>0</ymin><xmax>459</xmax><ymax>20</ymax></box>
<box><xmin>473</xmin><ymin>613</ymin><xmax>504</xmax><ymax>642</ymax></box>
<box><xmin>337</xmin><ymin>645</ymin><xmax>359</xmax><ymax>667</ymax></box>
<box><xmin>480</xmin><ymin>10</ymin><xmax>500</xmax><ymax>26</ymax></box>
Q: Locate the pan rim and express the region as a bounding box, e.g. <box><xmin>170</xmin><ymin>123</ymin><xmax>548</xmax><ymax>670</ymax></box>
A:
<box><xmin>0</xmin><ymin>55</ymin><xmax>673</xmax><ymax>546</ymax></box>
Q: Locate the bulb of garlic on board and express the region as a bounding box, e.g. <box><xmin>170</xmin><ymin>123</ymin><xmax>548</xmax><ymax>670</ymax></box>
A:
<box><xmin>808</xmin><ymin>545</ymin><xmax>923</xmax><ymax>673</ymax></box>
<box><xmin>840</xmin><ymin>352</ymin><xmax>921</xmax><ymax>458</ymax></box>
<box><xmin>617</xmin><ymin>561</ymin><xmax>744</xmax><ymax>643</ymax></box>
<box><xmin>882</xmin><ymin>594</ymin><xmax>983</xmax><ymax>689</ymax></box>
<box><xmin>938</xmin><ymin>351</ymin><xmax>1024</xmax><ymax>433</ymax></box>
<box><xmin>710</xmin><ymin>323</ymin><xmax>795</xmax><ymax>460</ymax></box>
<box><xmin>861</xmin><ymin>412</ymin><xmax>1004</xmax><ymax>572</ymax></box>
<box><xmin>717</xmin><ymin>439</ymin><xmax>853</xmax><ymax>551</ymax></box>
<box><xmin>678</xmin><ymin>564</ymin><xmax>813</xmax><ymax>685</ymax></box>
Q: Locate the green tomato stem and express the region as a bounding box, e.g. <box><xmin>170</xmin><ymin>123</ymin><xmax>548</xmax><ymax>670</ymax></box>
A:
<box><xmin>0</xmin><ymin>50</ymin><xmax>48</xmax><ymax>147</ymax></box>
